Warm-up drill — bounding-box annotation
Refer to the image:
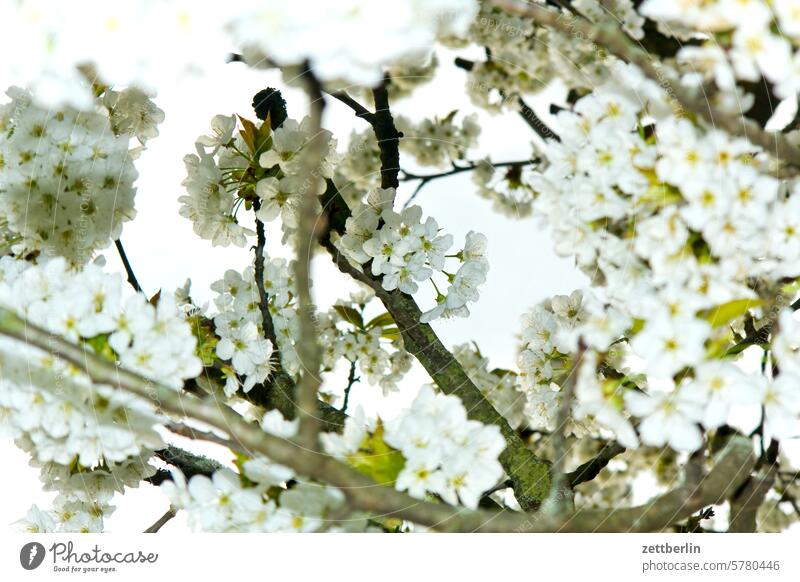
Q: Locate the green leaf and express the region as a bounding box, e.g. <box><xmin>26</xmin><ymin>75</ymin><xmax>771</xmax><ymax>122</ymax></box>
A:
<box><xmin>380</xmin><ymin>327</ymin><xmax>401</xmax><ymax>340</ymax></box>
<box><xmin>441</xmin><ymin>110</ymin><xmax>459</xmax><ymax>124</ymax></box>
<box><xmin>346</xmin><ymin>421</ymin><xmax>406</xmax><ymax>486</ymax></box>
<box><xmin>365</xmin><ymin>312</ymin><xmax>395</xmax><ymax>330</ymax></box>
<box><xmin>84</xmin><ymin>334</ymin><xmax>118</xmax><ymax>363</ymax></box>
<box><xmin>333</xmin><ymin>305</ymin><xmax>364</xmax><ymax>329</ymax></box>
<box><xmin>237</xmin><ymin>114</ymin><xmax>258</xmax><ymax>154</ymax></box>
<box><xmin>490</xmin><ymin>367</ymin><xmax>517</xmax><ymax>377</ymax></box>
<box><xmin>629</xmin><ymin>318</ymin><xmax>645</xmax><ymax>336</ymax></box>
<box><xmin>699</xmin><ymin>298</ymin><xmax>762</xmax><ymax>328</ymax></box>
<box><xmin>254</xmin><ymin>115</ymin><xmax>273</xmax><ymax>156</ymax></box>
<box><xmin>188</xmin><ymin>314</ymin><xmax>219</xmax><ymax>366</ymax></box>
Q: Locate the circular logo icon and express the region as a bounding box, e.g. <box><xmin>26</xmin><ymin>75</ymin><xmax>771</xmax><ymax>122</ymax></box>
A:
<box><xmin>20</xmin><ymin>542</ymin><xmax>46</xmax><ymax>570</ymax></box>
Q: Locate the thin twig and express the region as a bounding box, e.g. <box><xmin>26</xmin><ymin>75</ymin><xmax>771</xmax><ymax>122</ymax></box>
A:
<box><xmin>453</xmin><ymin>57</ymin><xmax>560</xmax><ymax>141</ymax></box>
<box><xmin>341</xmin><ymin>359</ymin><xmax>359</xmax><ymax>414</ymax></box>
<box><xmin>566</xmin><ymin>442</ymin><xmax>626</xmax><ymax>488</ymax></box>
<box><xmin>144</xmin><ymin>508</ymin><xmax>177</xmax><ymax>533</ymax></box>
<box><xmin>114</xmin><ymin>238</ymin><xmax>143</xmax><ymax>294</ymax></box>
<box><xmin>251</xmin><ymin>208</ymin><xmax>282</xmax><ymax>351</ymax></box>
<box><xmin>517</xmin><ymin>97</ymin><xmax>561</xmax><ymax>142</ymax></box>
<box><xmin>328</xmin><ymin>91</ymin><xmax>374</xmax><ymax>121</ymax></box>
<box><xmin>400</xmin><ymin>158</ymin><xmax>538</xmax><ymax>208</ymax></box>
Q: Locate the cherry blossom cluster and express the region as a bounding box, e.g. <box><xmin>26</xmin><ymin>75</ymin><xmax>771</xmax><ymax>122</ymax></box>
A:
<box><xmin>458</xmin><ymin>2</ymin><xmax>642</xmax><ymax>112</ymax></box>
<box><xmin>461</xmin><ymin>4</ymin><xmax>552</xmax><ymax>112</ymax></box>
<box><xmin>573</xmin><ymin>1</ymin><xmax>644</xmax><ymax>40</ymax></box>
<box><xmin>641</xmin><ymin>0</ymin><xmax>800</xmax><ymax>102</ymax></box>
<box><xmin>335</xmin><ymin>112</ymin><xmax>480</xmax><ymax>197</ymax></box>
<box><xmin>179</xmin><ymin>113</ymin><xmax>337</xmax><ymax>247</ymax></box>
<box><xmin>0</xmin><ymin>87</ymin><xmax>152</xmax><ymax>265</ymax></box>
<box><xmin>231</xmin><ymin>0</ymin><xmax>478</xmax><ymax>87</ymax></box>
<box><xmin>15</xmin><ymin>458</ymin><xmax>155</xmax><ymax>533</ymax></box>
<box><xmin>1</xmin><ymin>1</ymin><xmax>481</xmax><ymax>109</ymax></box>
<box><xmin>396</xmin><ymin>113</ymin><xmax>480</xmax><ymax>169</ymax></box>
<box><xmin>0</xmin><ymin>257</ymin><xmax>201</xmax><ymax>531</ymax></box>
<box><xmin>163</xmin><ymin>467</ymin><xmax>346</xmax><ymax>532</ymax></box>
<box><xmin>322</xmin><ymin>386</ymin><xmax>506</xmax><ymax>509</ymax></box>
<box><xmin>518</xmin><ymin>62</ymin><xmax>800</xmax><ymax>452</ymax></box>
<box><xmin>209</xmin><ymin>259</ymin><xmax>295</xmax><ymax>389</ymax></box>
<box><xmin>0</xmin><ymin>257</ymin><xmax>201</xmax><ymax>393</ymax></box>
<box><xmin>316</xmin><ymin>290</ymin><xmax>412</xmax><ymax>396</ymax></box>
<box><xmin>161</xmin><ymin>412</ymin><xmax>363</xmax><ymax>532</ymax></box>
<box><xmin>471</xmin><ymin>157</ymin><xmax>537</xmax><ymax>217</ymax></box>
<box><xmin>338</xmin><ymin>187</ymin><xmax>489</xmax><ymax>322</ymax></box>
<box><xmin>518</xmin><ymin>291</ymin><xmax>589</xmax><ymax>429</ymax></box>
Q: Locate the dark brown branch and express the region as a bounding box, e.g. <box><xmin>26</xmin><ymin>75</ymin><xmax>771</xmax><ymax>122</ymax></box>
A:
<box><xmin>114</xmin><ymin>238</ymin><xmax>143</xmax><ymax>294</ymax></box>
<box><xmin>371</xmin><ymin>78</ymin><xmax>402</xmax><ymax>189</ymax></box>
<box><xmin>341</xmin><ymin>359</ymin><xmax>359</xmax><ymax>414</ymax></box>
<box><xmin>567</xmin><ymin>442</ymin><xmax>627</xmax><ymax>488</ymax></box>
<box><xmin>248</xmin><ymin>205</ymin><xmax>310</xmax><ymax>421</ymax></box>
<box><xmin>251</xmin><ymin>208</ymin><xmax>281</xmax><ymax>351</ymax></box>
<box><xmin>328</xmin><ymin>91</ymin><xmax>374</xmax><ymax>121</ymax></box>
<box><xmin>145</xmin><ymin>445</ymin><xmax>224</xmax><ymax>486</ymax></box>
<box><xmin>517</xmin><ymin>97</ymin><xmax>561</xmax><ymax>142</ymax></box>
<box><xmin>400</xmin><ymin>158</ymin><xmax>538</xmax><ymax>208</ymax></box>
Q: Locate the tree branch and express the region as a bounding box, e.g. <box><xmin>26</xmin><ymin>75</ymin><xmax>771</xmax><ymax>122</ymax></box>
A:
<box><xmin>144</xmin><ymin>508</ymin><xmax>177</xmax><ymax>533</ymax></box>
<box><xmin>145</xmin><ymin>445</ymin><xmax>224</xmax><ymax>486</ymax></box>
<box><xmin>252</xmin><ymin>210</ymin><xmax>281</xmax><ymax>351</ymax></box>
<box><xmin>517</xmin><ymin>98</ymin><xmax>561</xmax><ymax>142</ymax></box>
<box><xmin>328</xmin><ymin>91</ymin><xmax>374</xmax><ymax>121</ymax></box>
<box><xmin>341</xmin><ymin>359</ymin><xmax>359</xmax><ymax>414</ymax></box>
<box><xmin>292</xmin><ymin>63</ymin><xmax>328</xmax><ymax>448</ymax></box>
<box><xmin>321</xmin><ymin>233</ymin><xmax>551</xmax><ymax>510</ymax></box>
<box><xmin>0</xmin><ymin>307</ymin><xmax>757</xmax><ymax>532</ymax></box>
<box><xmin>728</xmin><ymin>465</ymin><xmax>777</xmax><ymax>532</ymax></box>
<box><xmin>371</xmin><ymin>78</ymin><xmax>402</xmax><ymax>189</ymax></box>
<box><xmin>249</xmin><ymin>205</ymin><xmax>305</xmax><ymax>416</ymax></box>
<box><xmin>325</xmin><ymin>74</ymin><xmax>553</xmax><ymax>510</ymax></box>
<box><xmin>114</xmin><ymin>238</ymin><xmax>143</xmax><ymax>294</ymax></box>
<box><xmin>567</xmin><ymin>442</ymin><xmax>626</xmax><ymax>488</ymax></box>
<box><xmin>399</xmin><ymin>158</ymin><xmax>538</xmax><ymax>208</ymax></box>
